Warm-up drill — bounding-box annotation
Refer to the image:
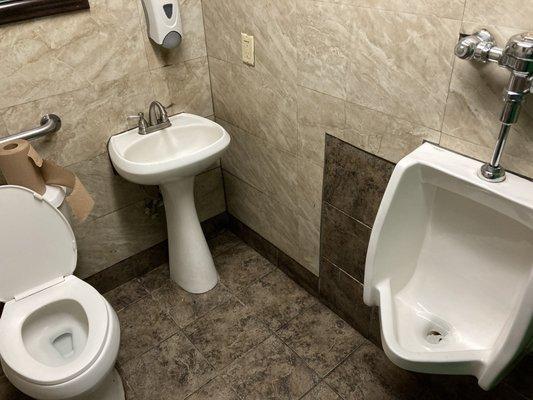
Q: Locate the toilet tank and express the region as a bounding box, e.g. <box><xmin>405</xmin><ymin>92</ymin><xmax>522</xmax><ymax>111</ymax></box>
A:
<box><xmin>42</xmin><ymin>185</ymin><xmax>72</xmax><ymax>225</ymax></box>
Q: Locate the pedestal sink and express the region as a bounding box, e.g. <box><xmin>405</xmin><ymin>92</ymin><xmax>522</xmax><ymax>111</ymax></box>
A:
<box><xmin>108</xmin><ymin>114</ymin><xmax>230</xmax><ymax>293</ymax></box>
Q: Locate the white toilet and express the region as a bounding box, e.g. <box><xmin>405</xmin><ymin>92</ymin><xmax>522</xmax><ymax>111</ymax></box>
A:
<box><xmin>364</xmin><ymin>143</ymin><xmax>533</xmax><ymax>390</ymax></box>
<box><xmin>0</xmin><ymin>185</ymin><xmax>124</xmax><ymax>400</ymax></box>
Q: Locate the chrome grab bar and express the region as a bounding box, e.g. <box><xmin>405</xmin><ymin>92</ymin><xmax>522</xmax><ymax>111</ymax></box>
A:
<box><xmin>0</xmin><ymin>114</ymin><xmax>61</xmax><ymax>145</ymax></box>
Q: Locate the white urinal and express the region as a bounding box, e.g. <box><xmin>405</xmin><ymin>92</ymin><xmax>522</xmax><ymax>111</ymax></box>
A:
<box><xmin>364</xmin><ymin>143</ymin><xmax>533</xmax><ymax>390</ymax></box>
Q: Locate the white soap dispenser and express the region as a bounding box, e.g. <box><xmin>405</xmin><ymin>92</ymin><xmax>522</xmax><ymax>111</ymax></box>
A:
<box><xmin>141</xmin><ymin>0</ymin><xmax>183</xmax><ymax>49</ymax></box>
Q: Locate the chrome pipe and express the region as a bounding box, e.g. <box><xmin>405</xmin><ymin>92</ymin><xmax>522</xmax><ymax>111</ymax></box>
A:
<box><xmin>0</xmin><ymin>114</ymin><xmax>61</xmax><ymax>145</ymax></box>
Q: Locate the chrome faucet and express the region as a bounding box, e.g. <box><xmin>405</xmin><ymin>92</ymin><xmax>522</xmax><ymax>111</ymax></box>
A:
<box><xmin>455</xmin><ymin>30</ymin><xmax>533</xmax><ymax>182</ymax></box>
<box><xmin>127</xmin><ymin>101</ymin><xmax>172</xmax><ymax>135</ymax></box>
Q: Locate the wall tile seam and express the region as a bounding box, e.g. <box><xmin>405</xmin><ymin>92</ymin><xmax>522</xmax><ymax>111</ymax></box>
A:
<box><xmin>439</xmin><ymin>132</ymin><xmax>532</xmax><ymax>168</ymax></box>
<box><xmin>460</xmin><ymin>18</ymin><xmax>533</xmax><ymax>34</ymax></box>
<box><xmin>222</xmin><ymin>164</ymin><xmax>322</xmax><ymax>230</ymax></box>
<box><xmin>210</xmin><ymin>55</ymin><xmax>449</xmax><ymax>145</ymax></box>
<box><xmin>303</xmin><ymin>0</ymin><xmax>465</xmax><ymax>22</ymax></box>
<box><xmin>215</xmin><ymin>116</ymin><xmax>301</xmax><ymax>160</ymax></box>
<box><xmin>2</xmin><ymin>55</ymin><xmax>210</xmax><ymax>131</ymax></box>
<box><xmin>323</xmin><ymin>201</ymin><xmax>372</xmax><ymax>231</ymax></box>
<box><xmin>0</xmin><ymin>70</ymin><xmax>155</xmax><ymax>136</ymax></box>
<box><xmin>75</xmin><ymin>165</ymin><xmax>222</xmax><ymax>226</ymax></box>
<box><xmin>321</xmin><ymin>255</ymin><xmax>364</xmax><ymax>287</ymax></box>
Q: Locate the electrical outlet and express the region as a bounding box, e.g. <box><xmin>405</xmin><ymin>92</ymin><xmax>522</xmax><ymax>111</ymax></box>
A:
<box><xmin>241</xmin><ymin>33</ymin><xmax>255</xmax><ymax>66</ymax></box>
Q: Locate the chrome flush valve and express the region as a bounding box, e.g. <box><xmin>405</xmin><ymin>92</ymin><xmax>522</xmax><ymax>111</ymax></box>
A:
<box><xmin>454</xmin><ymin>30</ymin><xmax>533</xmax><ymax>182</ymax></box>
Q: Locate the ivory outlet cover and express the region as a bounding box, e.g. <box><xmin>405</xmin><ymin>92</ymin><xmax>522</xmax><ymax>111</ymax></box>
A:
<box><xmin>241</xmin><ymin>33</ymin><xmax>255</xmax><ymax>66</ymax></box>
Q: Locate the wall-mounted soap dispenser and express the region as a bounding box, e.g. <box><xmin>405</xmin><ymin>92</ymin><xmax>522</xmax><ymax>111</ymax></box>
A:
<box><xmin>141</xmin><ymin>0</ymin><xmax>182</xmax><ymax>49</ymax></box>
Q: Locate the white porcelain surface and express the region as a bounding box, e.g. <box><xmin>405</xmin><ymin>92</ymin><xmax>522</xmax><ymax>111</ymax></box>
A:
<box><xmin>364</xmin><ymin>143</ymin><xmax>533</xmax><ymax>390</ymax></box>
<box><xmin>0</xmin><ymin>186</ymin><xmax>124</xmax><ymax>400</ymax></box>
<box><xmin>0</xmin><ymin>185</ymin><xmax>77</xmax><ymax>301</ymax></box>
<box><xmin>108</xmin><ymin>113</ymin><xmax>231</xmax><ymax>293</ymax></box>
<box><xmin>108</xmin><ymin>113</ymin><xmax>230</xmax><ymax>185</ymax></box>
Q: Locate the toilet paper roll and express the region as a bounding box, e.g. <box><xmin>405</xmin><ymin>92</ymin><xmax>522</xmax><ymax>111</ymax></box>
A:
<box><xmin>0</xmin><ymin>139</ymin><xmax>46</xmax><ymax>194</ymax></box>
<box><xmin>0</xmin><ymin>140</ymin><xmax>95</xmax><ymax>222</ymax></box>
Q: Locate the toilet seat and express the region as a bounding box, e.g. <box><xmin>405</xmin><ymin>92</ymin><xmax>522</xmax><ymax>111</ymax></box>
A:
<box><xmin>0</xmin><ymin>186</ymin><xmax>111</xmax><ymax>387</ymax></box>
<box><xmin>0</xmin><ymin>276</ymin><xmax>110</xmax><ymax>386</ymax></box>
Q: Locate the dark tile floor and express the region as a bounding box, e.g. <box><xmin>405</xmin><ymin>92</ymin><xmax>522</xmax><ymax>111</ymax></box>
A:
<box><xmin>0</xmin><ymin>231</ymin><xmax>528</xmax><ymax>400</ymax></box>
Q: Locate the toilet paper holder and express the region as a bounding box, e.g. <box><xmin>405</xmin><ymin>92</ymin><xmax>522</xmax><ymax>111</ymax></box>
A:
<box><xmin>0</xmin><ymin>114</ymin><xmax>61</xmax><ymax>146</ymax></box>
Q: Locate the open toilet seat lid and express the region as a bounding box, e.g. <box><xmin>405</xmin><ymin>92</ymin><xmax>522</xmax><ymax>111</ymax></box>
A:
<box><xmin>0</xmin><ymin>185</ymin><xmax>77</xmax><ymax>301</ymax></box>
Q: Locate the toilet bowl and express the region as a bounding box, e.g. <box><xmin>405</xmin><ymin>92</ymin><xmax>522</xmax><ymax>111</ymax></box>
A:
<box><xmin>0</xmin><ymin>185</ymin><xmax>124</xmax><ymax>400</ymax></box>
<box><xmin>364</xmin><ymin>143</ymin><xmax>533</xmax><ymax>390</ymax></box>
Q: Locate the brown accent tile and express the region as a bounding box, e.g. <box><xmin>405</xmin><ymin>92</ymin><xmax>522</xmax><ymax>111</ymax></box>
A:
<box><xmin>103</xmin><ymin>278</ymin><xmax>148</xmax><ymax>312</ymax></box>
<box><xmin>277</xmin><ymin>303</ymin><xmax>365</xmax><ymax>377</ymax></box>
<box><xmin>117</xmin><ymin>295</ymin><xmax>178</xmax><ymax>365</ymax></box>
<box><xmin>238</xmin><ymin>269</ymin><xmax>319</xmax><ymax>331</ymax></box>
<box><xmin>183</xmin><ymin>298</ymin><xmax>271</xmax><ymax>370</ymax></box>
<box><xmin>326</xmin><ymin>341</ymin><xmax>424</xmax><ymax>400</ymax></box>
<box><xmin>301</xmin><ymin>382</ymin><xmax>342</xmax><ymax>400</ymax></box>
<box><xmin>278</xmin><ymin>251</ymin><xmax>319</xmax><ymax>298</ymax></box>
<box><xmin>151</xmin><ymin>280</ymin><xmax>232</xmax><ymax>328</ymax></box>
<box><xmin>369</xmin><ymin>307</ymin><xmax>382</xmax><ymax>349</ymax></box>
<box><xmin>139</xmin><ymin>263</ymin><xmax>170</xmax><ymax>292</ymax></box>
<box><xmin>319</xmin><ymin>259</ymin><xmax>371</xmax><ymax>337</ymax></box>
<box><xmin>201</xmin><ymin>212</ymin><xmax>230</xmax><ymax>241</ymax></box>
<box><xmin>208</xmin><ymin>230</ymin><xmax>241</xmax><ymax>258</ymax></box>
<box><xmin>502</xmin><ymin>354</ymin><xmax>533</xmax><ymax>399</ymax></box>
<box><xmin>228</xmin><ymin>214</ymin><xmax>279</xmax><ymax>265</ymax></box>
<box><xmin>187</xmin><ymin>377</ymin><xmax>241</xmax><ymax>400</ymax></box>
<box><xmin>121</xmin><ymin>332</ymin><xmax>215</xmax><ymax>400</ymax></box>
<box><xmin>221</xmin><ymin>336</ymin><xmax>319</xmax><ymax>399</ymax></box>
<box><xmin>322</xmin><ymin>203</ymin><xmax>371</xmax><ymax>283</ymax></box>
<box><xmin>85</xmin><ymin>241</ymin><xmax>168</xmax><ymax>294</ymax></box>
<box><xmin>323</xmin><ymin>135</ymin><xmax>394</xmax><ymax>226</ymax></box>
<box><xmin>215</xmin><ymin>241</ymin><xmax>276</xmax><ymax>293</ymax></box>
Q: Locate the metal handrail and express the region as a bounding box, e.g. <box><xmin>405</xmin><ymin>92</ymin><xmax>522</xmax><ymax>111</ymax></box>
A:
<box><xmin>0</xmin><ymin>114</ymin><xmax>61</xmax><ymax>145</ymax></box>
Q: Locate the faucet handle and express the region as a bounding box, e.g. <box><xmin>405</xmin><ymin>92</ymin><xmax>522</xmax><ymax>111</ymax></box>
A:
<box><xmin>127</xmin><ymin>112</ymin><xmax>149</xmax><ymax>135</ymax></box>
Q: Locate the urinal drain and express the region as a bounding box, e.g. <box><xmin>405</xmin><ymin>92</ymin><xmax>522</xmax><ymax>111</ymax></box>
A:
<box><xmin>426</xmin><ymin>330</ymin><xmax>446</xmax><ymax>345</ymax></box>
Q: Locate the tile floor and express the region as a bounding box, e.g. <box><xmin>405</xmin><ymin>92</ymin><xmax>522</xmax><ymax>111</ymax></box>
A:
<box><xmin>0</xmin><ymin>231</ymin><xmax>527</xmax><ymax>400</ymax></box>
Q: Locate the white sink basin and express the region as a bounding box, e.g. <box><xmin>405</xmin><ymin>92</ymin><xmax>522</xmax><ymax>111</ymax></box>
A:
<box><xmin>108</xmin><ymin>113</ymin><xmax>230</xmax><ymax>294</ymax></box>
<box><xmin>108</xmin><ymin>113</ymin><xmax>230</xmax><ymax>185</ymax></box>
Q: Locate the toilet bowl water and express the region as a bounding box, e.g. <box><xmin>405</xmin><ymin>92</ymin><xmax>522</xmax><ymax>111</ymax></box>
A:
<box><xmin>0</xmin><ymin>185</ymin><xmax>124</xmax><ymax>399</ymax></box>
<box><xmin>22</xmin><ymin>299</ymin><xmax>89</xmax><ymax>368</ymax></box>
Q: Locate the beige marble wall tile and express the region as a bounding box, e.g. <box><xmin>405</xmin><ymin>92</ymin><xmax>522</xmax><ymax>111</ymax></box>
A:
<box><xmin>344</xmin><ymin>101</ymin><xmax>441</xmax><ymax>163</ymax></box>
<box><xmin>346</xmin><ymin>8</ymin><xmax>460</xmax><ymax>130</ymax></box>
<box><xmin>74</xmin><ymin>200</ymin><xmax>167</xmax><ymax>278</ymax></box>
<box><xmin>0</xmin><ymin>0</ymin><xmax>148</xmax><ymax>109</ymax></box>
<box><xmin>297</xmin><ymin>216</ymin><xmax>320</xmax><ymax>275</ymax></box>
<box><xmin>297</xmin><ymin>86</ymin><xmax>346</xmax><ymax>165</ymax></box>
<box><xmin>151</xmin><ymin>56</ymin><xmax>213</xmax><ymax>117</ymax></box>
<box><xmin>331</xmin><ymin>0</ymin><xmax>465</xmax><ymax>20</ymax></box>
<box><xmin>224</xmin><ymin>171</ymin><xmax>270</xmax><ymax>240</ymax></box>
<box><xmin>69</xmin><ymin>152</ymin><xmax>146</xmax><ymax>223</ymax></box>
<box><xmin>1</xmin><ymin>72</ymin><xmax>154</xmax><ymax>166</ymax></box>
<box><xmin>296</xmin><ymin>157</ymin><xmax>323</xmax><ymax>226</ymax></box>
<box><xmin>463</xmin><ymin>0</ymin><xmax>533</xmax><ymax>30</ymax></box>
<box><xmin>202</xmin><ymin>0</ymin><xmax>297</xmax><ymax>82</ymax></box>
<box><xmin>440</xmin><ymin>134</ymin><xmax>533</xmax><ymax>178</ymax></box>
<box><xmin>219</xmin><ymin>119</ymin><xmax>298</xmax><ymax>210</ymax></box>
<box><xmin>297</xmin><ymin>1</ymin><xmax>353</xmax><ymax>99</ymax></box>
<box><xmin>264</xmin><ymin>193</ymin><xmax>300</xmax><ymax>265</ymax></box>
<box><xmin>194</xmin><ymin>167</ymin><xmax>226</xmax><ymax>222</ymax></box>
<box><xmin>210</xmin><ymin>57</ymin><xmax>298</xmax><ymax>153</ymax></box>
<box><xmin>0</xmin><ymin>115</ymin><xmax>7</xmax><ymax>137</ymax></box>
<box><xmin>443</xmin><ymin>24</ymin><xmax>533</xmax><ymax>161</ymax></box>
<box><xmin>139</xmin><ymin>0</ymin><xmax>207</xmax><ymax>69</ymax></box>
<box><xmin>201</xmin><ymin>0</ymin><xmax>244</xmax><ymax>65</ymax></box>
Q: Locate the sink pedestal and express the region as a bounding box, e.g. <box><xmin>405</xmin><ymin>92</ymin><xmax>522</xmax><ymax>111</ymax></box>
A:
<box><xmin>160</xmin><ymin>177</ymin><xmax>218</xmax><ymax>294</ymax></box>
